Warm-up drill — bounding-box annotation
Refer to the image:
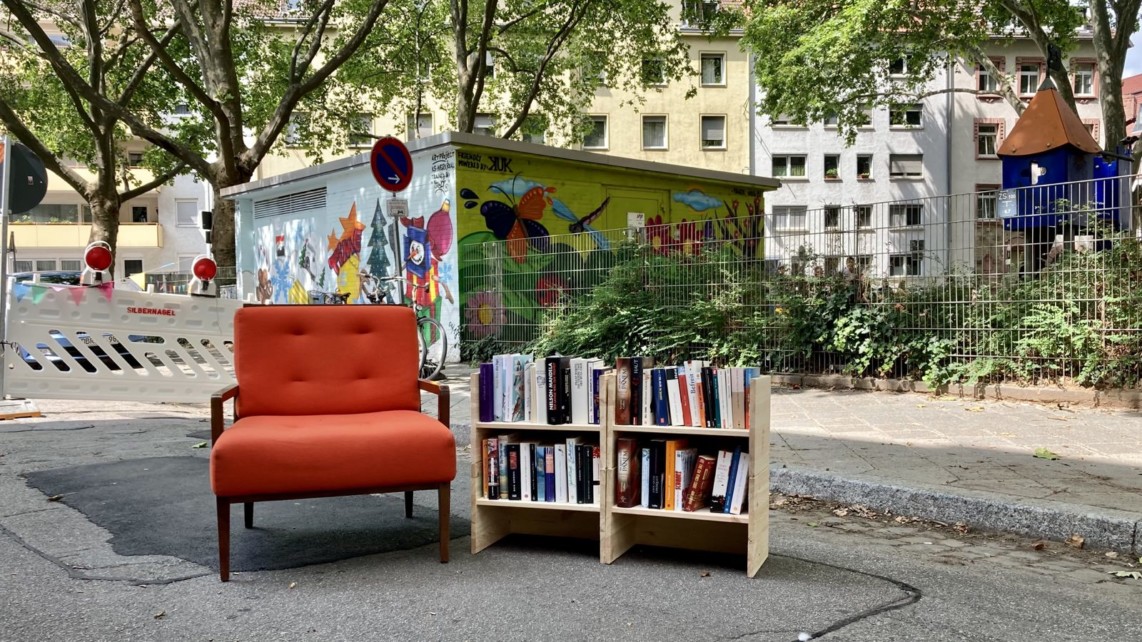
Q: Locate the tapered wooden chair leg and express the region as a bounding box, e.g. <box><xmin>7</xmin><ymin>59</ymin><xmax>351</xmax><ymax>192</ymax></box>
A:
<box><xmin>217</xmin><ymin>498</ymin><xmax>231</xmax><ymax>582</ymax></box>
<box><xmin>244</xmin><ymin>502</ymin><xmax>254</xmax><ymax>529</ymax></box>
<box><xmin>404</xmin><ymin>491</ymin><xmax>414</xmax><ymax>518</ymax></box>
<box><xmin>438</xmin><ymin>484</ymin><xmax>450</xmax><ymax>563</ymax></box>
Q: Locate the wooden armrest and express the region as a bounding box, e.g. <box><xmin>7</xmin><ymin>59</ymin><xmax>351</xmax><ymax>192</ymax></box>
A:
<box><xmin>210</xmin><ymin>383</ymin><xmax>239</xmax><ymax>444</ymax></box>
<box><xmin>419</xmin><ymin>379</ymin><xmax>450</xmax><ymax>427</ymax></box>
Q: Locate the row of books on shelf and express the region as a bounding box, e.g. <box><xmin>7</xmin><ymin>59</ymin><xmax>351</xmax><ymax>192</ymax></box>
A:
<box><xmin>616</xmin><ymin>358</ymin><xmax>762</xmax><ymax>429</ymax></box>
<box><xmin>615</xmin><ymin>437</ymin><xmax>749</xmax><ymax>515</ymax></box>
<box><xmin>481</xmin><ymin>435</ymin><xmax>601</xmax><ymax>505</ymax></box>
<box><xmin>479</xmin><ymin>354</ymin><xmax>611</xmax><ymax>425</ymax></box>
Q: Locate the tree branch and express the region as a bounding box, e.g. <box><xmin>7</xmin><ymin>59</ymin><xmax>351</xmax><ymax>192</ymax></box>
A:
<box><xmin>289</xmin><ymin>0</ymin><xmax>335</xmax><ymax>81</ymax></box>
<box><xmin>115</xmin><ymin>25</ymin><xmax>179</xmax><ymax>107</ymax></box>
<box><xmin>120</xmin><ymin>162</ymin><xmax>187</xmax><ymax>201</ymax></box>
<box><xmin>0</xmin><ymin>97</ymin><xmax>91</xmax><ymax>198</ymax></box>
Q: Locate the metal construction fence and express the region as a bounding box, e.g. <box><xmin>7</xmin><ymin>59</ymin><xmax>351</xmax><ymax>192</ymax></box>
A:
<box><xmin>461</xmin><ymin>174</ymin><xmax>1142</xmax><ymax>388</ymax></box>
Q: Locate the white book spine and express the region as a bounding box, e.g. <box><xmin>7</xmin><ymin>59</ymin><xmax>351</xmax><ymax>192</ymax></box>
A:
<box><xmin>710</xmin><ymin>450</ymin><xmax>732</xmax><ymax>504</ymax></box>
<box><xmin>729</xmin><ymin>457</ymin><xmax>750</xmax><ymax>515</ymax></box>
<box><xmin>554</xmin><ymin>443</ymin><xmax>568</xmax><ymax>503</ymax></box>
<box><xmin>524</xmin><ymin>362</ymin><xmax>536</xmax><ymax>423</ymax></box>
<box><xmin>492</xmin><ymin>355</ymin><xmax>505</xmax><ymax>422</ymax></box>
<box><xmin>718</xmin><ymin>368</ymin><xmax>732</xmax><ymax>429</ymax></box>
<box><xmin>640</xmin><ymin>447</ymin><xmax>651</xmax><ymax>508</ymax></box>
<box><xmin>684</xmin><ymin>361</ymin><xmax>699</xmax><ymax>427</ymax></box>
<box><xmin>535</xmin><ymin>368</ymin><xmax>548</xmax><ymax>424</ymax></box>
<box><xmin>641</xmin><ymin>370</ymin><xmax>653</xmax><ymax>426</ymax></box>
<box><xmin>520</xmin><ymin>442</ymin><xmax>533</xmax><ymax>501</ymax></box>
<box><xmin>667</xmin><ymin>368</ymin><xmax>684</xmax><ymax>427</ymax></box>
<box><xmin>570</xmin><ymin>358</ymin><xmax>589</xmax><ymax>425</ymax></box>
<box><xmin>565</xmin><ymin>437</ymin><xmax>579</xmax><ymax>504</ymax></box>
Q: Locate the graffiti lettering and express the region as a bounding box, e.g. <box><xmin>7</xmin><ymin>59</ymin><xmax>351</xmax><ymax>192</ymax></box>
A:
<box><xmin>431</xmin><ymin>150</ymin><xmax>455</xmax><ymax>194</ymax></box>
<box><xmin>458</xmin><ymin>151</ymin><xmax>483</xmax><ymax>170</ymax></box>
<box><xmin>488</xmin><ymin>155</ymin><xmax>513</xmax><ymax>172</ymax></box>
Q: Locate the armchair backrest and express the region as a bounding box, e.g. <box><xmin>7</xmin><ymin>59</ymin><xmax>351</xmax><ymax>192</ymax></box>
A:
<box><xmin>234</xmin><ymin>305</ymin><xmax>422</xmax><ymax>417</ymax></box>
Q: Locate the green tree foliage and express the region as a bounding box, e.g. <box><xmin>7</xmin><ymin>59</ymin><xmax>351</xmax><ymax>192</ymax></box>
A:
<box><xmin>739</xmin><ymin>0</ymin><xmax>1121</xmax><ymax>145</ymax></box>
<box><xmin>357</xmin><ymin>0</ymin><xmax>708</xmax><ymax>141</ymax></box>
<box><xmin>0</xmin><ymin>0</ymin><xmax>190</xmax><ymax>264</ymax></box>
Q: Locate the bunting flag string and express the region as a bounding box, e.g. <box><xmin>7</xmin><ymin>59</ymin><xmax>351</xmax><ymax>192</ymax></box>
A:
<box><xmin>67</xmin><ymin>286</ymin><xmax>86</xmax><ymax>306</ymax></box>
<box><xmin>96</xmin><ymin>282</ymin><xmax>114</xmax><ymax>302</ymax></box>
<box><xmin>11</xmin><ymin>283</ymin><xmax>30</xmax><ymax>302</ymax></box>
<box><xmin>30</xmin><ymin>286</ymin><xmax>48</xmax><ymax>304</ymax></box>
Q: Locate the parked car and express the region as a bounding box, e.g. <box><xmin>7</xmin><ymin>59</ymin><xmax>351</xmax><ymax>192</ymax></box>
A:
<box><xmin>10</xmin><ymin>271</ymin><xmax>145</xmax><ymax>371</ymax></box>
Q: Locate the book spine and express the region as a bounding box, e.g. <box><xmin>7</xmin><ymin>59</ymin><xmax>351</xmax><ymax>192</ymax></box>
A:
<box><xmin>520</xmin><ymin>443</ymin><xmax>533</xmax><ymax>501</ymax></box>
<box><xmin>639</xmin><ymin>447</ymin><xmax>650</xmax><ymax>508</ymax></box>
<box><xmin>729</xmin><ymin>456</ymin><xmax>750</xmax><ymax>515</ymax></box>
<box><xmin>574</xmin><ymin>445</ymin><xmax>585</xmax><ymax>504</ymax></box>
<box><xmin>545</xmin><ymin>357</ymin><xmax>560</xmax><ymax>425</ymax></box>
<box><xmin>615</xmin><ymin>437</ymin><xmax>638</xmax><ymax>507</ymax></box>
<box><xmin>570</xmin><ymin>358</ymin><xmax>588</xmax><ymax>425</ymax></box>
<box><xmin>701</xmin><ymin>366</ymin><xmax>715</xmax><ymax>427</ymax></box>
<box><xmin>615</xmin><ymin>357</ymin><xmax>632</xmax><ymax>425</ymax></box>
<box><xmin>524</xmin><ymin>361</ymin><xmax>535</xmax><ymax>423</ymax></box>
<box><xmin>479</xmin><ymin>363</ymin><xmax>494</xmax><ymax>423</ymax></box>
<box><xmin>559</xmin><ymin>357</ymin><xmax>572</xmax><ymax>425</ymax></box>
<box><xmin>630</xmin><ymin>357</ymin><xmax>644</xmax><ymax>425</ymax></box>
<box><xmin>507</xmin><ymin>444</ymin><xmax>521</xmax><ymax>500</ymax></box>
<box><xmin>719</xmin><ymin>368</ymin><xmax>732</xmax><ymax>430</ymax></box>
<box><xmin>511</xmin><ymin>356</ymin><xmax>526</xmax><ymax>422</ymax></box>
<box><xmin>535</xmin><ymin>367</ymin><xmax>548</xmax><ymax>424</ymax></box>
<box><xmin>666</xmin><ymin>367</ymin><xmax>684</xmax><ymax>427</ymax></box>
<box><xmin>498</xmin><ymin>439</ymin><xmax>509</xmax><ymax>496</ymax></box>
<box><xmin>681</xmin><ymin>454</ymin><xmax>716</xmax><ymax>512</ymax></box>
<box><xmin>492</xmin><ymin>355</ymin><xmax>504</xmax><ymax>422</ymax></box>
<box><xmin>545</xmin><ymin>447</ymin><xmax>556</xmax><ymax>503</ymax></box>
<box><xmin>648</xmin><ymin>440</ymin><xmax>663</xmax><ymax>509</ymax></box>
<box><xmin>732</xmin><ymin>367</ymin><xmax>745</xmax><ymax>430</ymax></box>
<box><xmin>677</xmin><ymin>367</ymin><xmax>693</xmax><ymax>427</ymax></box>
<box><xmin>485</xmin><ymin>437</ymin><xmax>499</xmax><ymax>499</ymax></box>
<box><xmin>652</xmin><ymin>368</ymin><xmax>670</xmax><ymax>426</ymax></box>
<box><xmin>554</xmin><ymin>443</ymin><xmax>567</xmax><ymax>503</ymax></box>
<box><xmin>591</xmin><ymin>445</ymin><xmax>600</xmax><ymax>505</ymax></box>
<box><xmin>709</xmin><ymin>450</ymin><xmax>731</xmax><ymax>512</ymax></box>
<box><xmin>723</xmin><ymin>448</ymin><xmax>741</xmax><ymax>514</ymax></box>
<box><xmin>641</xmin><ymin>370</ymin><xmax>653</xmax><ymax>426</ymax></box>
<box><xmin>533</xmin><ymin>444</ymin><xmax>544</xmax><ymax>502</ymax></box>
<box><xmin>566</xmin><ymin>437</ymin><xmax>580</xmax><ymax>504</ymax></box>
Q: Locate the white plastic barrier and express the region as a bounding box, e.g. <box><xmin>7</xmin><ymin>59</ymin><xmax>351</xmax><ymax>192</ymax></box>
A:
<box><xmin>4</xmin><ymin>282</ymin><xmax>242</xmax><ymax>402</ymax></box>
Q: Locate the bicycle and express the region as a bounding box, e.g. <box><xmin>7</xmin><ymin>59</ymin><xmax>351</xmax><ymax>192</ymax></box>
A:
<box><xmin>358</xmin><ymin>270</ymin><xmax>448</xmax><ymax>381</ymax></box>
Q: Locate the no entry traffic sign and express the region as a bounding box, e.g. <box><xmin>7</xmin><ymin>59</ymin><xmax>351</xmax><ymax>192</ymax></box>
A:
<box><xmin>370</xmin><ymin>136</ymin><xmax>413</xmax><ymax>192</ymax></box>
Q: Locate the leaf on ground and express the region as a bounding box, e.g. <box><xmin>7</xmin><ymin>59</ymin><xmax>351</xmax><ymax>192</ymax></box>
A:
<box><xmin>807</xmin><ymin>521</ymin><xmax>819</xmax><ymax>528</ymax></box>
<box><xmin>1105</xmin><ymin>551</ymin><xmax>1119</xmax><ymax>559</ymax></box>
<box><xmin>47</xmin><ymin>494</ymin><xmax>63</xmax><ymax>502</ymax></box>
<box><xmin>1031</xmin><ymin>540</ymin><xmax>1047</xmax><ymax>550</ymax></box>
<box><xmin>1110</xmin><ymin>571</ymin><xmax>1142</xmax><ymax>579</ymax></box>
<box><xmin>153</xmin><ymin>611</ymin><xmax>165</xmax><ymax>620</ymax></box>
<box><xmin>832</xmin><ymin>508</ymin><xmax>849</xmax><ymax>517</ymax></box>
<box><xmin>1033</xmin><ymin>448</ymin><xmax>1060</xmax><ymax>460</ymax></box>
<box><xmin>965</xmin><ymin>406</ymin><xmax>985</xmax><ymax>412</ymax></box>
<box><xmin>1065</xmin><ymin>534</ymin><xmax>1085</xmax><ymax>549</ymax></box>
<box><xmin>191</xmin><ymin>441</ymin><xmax>208</xmax><ymax>449</ymax></box>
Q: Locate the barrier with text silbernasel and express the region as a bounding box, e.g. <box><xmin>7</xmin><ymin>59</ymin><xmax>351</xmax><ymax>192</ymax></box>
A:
<box><xmin>4</xmin><ymin>281</ymin><xmax>241</xmax><ymax>402</ymax></box>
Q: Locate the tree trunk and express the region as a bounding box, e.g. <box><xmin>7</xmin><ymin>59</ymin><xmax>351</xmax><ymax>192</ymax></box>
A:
<box><xmin>209</xmin><ymin>162</ymin><xmax>255</xmax><ymax>285</ymax></box>
<box><xmin>86</xmin><ymin>192</ymin><xmax>121</xmax><ymax>277</ymax></box>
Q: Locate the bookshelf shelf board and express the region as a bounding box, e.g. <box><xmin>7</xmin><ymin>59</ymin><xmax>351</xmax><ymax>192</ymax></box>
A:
<box><xmin>610</xmin><ymin>425</ymin><xmax>751</xmax><ymax>438</ymax></box>
<box><xmin>611</xmin><ymin>505</ymin><xmax>750</xmax><ymax>524</ymax></box>
<box><xmin>474</xmin><ymin>421</ymin><xmax>603</xmax><ymax>433</ymax></box>
<box><xmin>475</xmin><ymin>498</ymin><xmax>600</xmax><ymax>513</ymax></box>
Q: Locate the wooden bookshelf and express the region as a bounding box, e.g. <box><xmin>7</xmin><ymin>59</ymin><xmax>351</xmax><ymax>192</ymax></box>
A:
<box><xmin>469</xmin><ymin>370</ymin><xmax>770</xmax><ymax>577</ymax></box>
<box><xmin>468</xmin><ymin>373</ymin><xmax>608</xmax><ymax>556</ymax></box>
<box><xmin>601</xmin><ymin>375</ymin><xmax>770</xmax><ymax>578</ymax></box>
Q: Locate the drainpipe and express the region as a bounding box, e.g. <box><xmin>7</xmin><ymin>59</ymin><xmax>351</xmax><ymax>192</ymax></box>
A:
<box><xmin>748</xmin><ymin>52</ymin><xmax>757</xmax><ymax>176</ymax></box>
<box><xmin>945</xmin><ymin>57</ymin><xmax>954</xmax><ymax>272</ymax></box>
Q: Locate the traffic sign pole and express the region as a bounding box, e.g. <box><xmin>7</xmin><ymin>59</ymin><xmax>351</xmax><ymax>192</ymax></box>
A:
<box><xmin>0</xmin><ymin>134</ymin><xmax>13</xmax><ymax>399</ymax></box>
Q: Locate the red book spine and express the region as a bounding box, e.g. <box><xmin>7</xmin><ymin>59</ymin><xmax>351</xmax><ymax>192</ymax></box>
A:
<box><xmin>681</xmin><ymin>455</ymin><xmax>716</xmax><ymax>512</ymax></box>
<box><xmin>678</xmin><ymin>371</ymin><xmax>693</xmax><ymax>426</ymax></box>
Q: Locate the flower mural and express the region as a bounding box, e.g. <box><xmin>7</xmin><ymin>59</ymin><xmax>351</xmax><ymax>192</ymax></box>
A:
<box><xmin>536</xmin><ymin>274</ymin><xmax>571</xmax><ymax>307</ymax></box>
<box><xmin>465</xmin><ymin>291</ymin><xmax>505</xmax><ymax>337</ymax></box>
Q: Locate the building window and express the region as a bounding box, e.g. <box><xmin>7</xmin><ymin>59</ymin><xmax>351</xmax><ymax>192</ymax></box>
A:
<box><xmin>889</xmin><ymin>203</ymin><xmax>922</xmax><ymax>227</ymax></box>
<box><xmin>890</xmin><ymin>240</ymin><xmax>924</xmax><ymax>276</ymax></box>
<box><xmin>473</xmin><ymin>113</ymin><xmax>496</xmax><ymax>136</ymax></box>
<box><xmin>977</xmin><ymin>63</ymin><xmax>998</xmax><ymax>93</ymax></box>
<box><xmin>172</xmin><ymin>102</ymin><xmax>191</xmax><ymax>116</ymax></box>
<box><xmin>642</xmin><ymin>115</ymin><xmax>667</xmax><ymax>149</ymax></box>
<box><xmin>824</xmin><ymin>206</ymin><xmax>841</xmax><ymax>230</ymax></box>
<box><xmin>888</xmin><ymin>57</ymin><xmax>909</xmax><ymax>76</ymax></box>
<box><xmin>975</xmin><ymin>119</ymin><xmax>1005</xmax><ymax>158</ymax></box>
<box><xmin>484</xmin><ymin>51</ymin><xmax>496</xmax><ymax>79</ymax></box>
<box><xmin>1072</xmin><ymin>61</ymin><xmax>1095</xmax><ymax>96</ymax></box>
<box><xmin>823</xmin><ymin>154</ymin><xmax>840</xmax><ymax>179</ymax></box>
<box><xmin>406</xmin><ymin>113</ymin><xmax>433</xmax><ymax>141</ymax></box>
<box><xmin>889</xmin><ymin>154</ymin><xmax>923</xmax><ymax>179</ymax></box>
<box><xmin>1017</xmin><ymin>59</ymin><xmax>1043</xmax><ymax>96</ymax></box>
<box><xmin>283</xmin><ymin>113</ymin><xmax>307</xmax><ymax>146</ymax></box>
<box><xmin>700</xmin><ymin>115</ymin><xmax>725</xmax><ymax>149</ymax></box>
<box><xmin>583</xmin><ymin>116</ymin><xmax>608</xmax><ymax>149</ymax></box>
<box><xmin>824</xmin><ymin>256</ymin><xmax>841</xmax><ymax>274</ymax></box>
<box><xmin>976</xmin><ymin>185</ymin><xmax>1000</xmax><ymax>220</ymax></box>
<box><xmin>1081</xmin><ymin>119</ymin><xmax>1100</xmax><ymax>145</ymax></box>
<box><xmin>856</xmin><ymin>154</ymin><xmax>873</xmax><ymax>179</ymax></box>
<box><xmin>348</xmin><ymin>113</ymin><xmax>373</xmax><ymax>147</ymax></box>
<box><xmin>13</xmin><ymin>260</ymin><xmax>33</xmax><ymax>272</ymax></box>
<box><xmin>124</xmin><ymin>259</ymin><xmax>143</xmax><ymax>277</ymax></box>
<box><xmin>889</xmin><ymin>103</ymin><xmax>923</xmax><ymax>127</ymax></box>
<box><xmin>822</xmin><ymin>112</ymin><xmax>839</xmax><ymax>127</ymax></box>
<box><xmin>60</xmin><ymin>259</ymin><xmax>82</xmax><ymax>271</ymax></box>
<box><xmin>641</xmin><ymin>59</ymin><xmax>666</xmax><ymax>85</ymax></box>
<box><xmin>770</xmin><ymin>113</ymin><xmax>797</xmax><ymax>127</ymax></box>
<box><xmin>35</xmin><ymin>259</ymin><xmax>57</xmax><ymax>271</ymax></box>
<box><xmin>700</xmin><ymin>53</ymin><xmax>724</xmax><ymax>86</ymax></box>
<box><xmin>11</xmin><ymin>203</ymin><xmax>86</xmax><ymax>224</ymax></box>
<box><xmin>178</xmin><ymin>255</ymin><xmax>196</xmax><ymax>272</ymax></box>
<box><xmin>176</xmin><ymin>200</ymin><xmax>198</xmax><ymax>227</ymax></box>
<box><xmin>855</xmin><ymin>205</ymin><xmax>872</xmax><ymax>228</ymax></box>
<box><xmin>772</xmin><ymin>155</ymin><xmax>806</xmax><ymax>178</ymax></box>
<box><xmin>773</xmin><ymin>205</ymin><xmax>807</xmax><ymax>231</ymax></box>
<box><xmin>131</xmin><ymin>206</ymin><xmax>148</xmax><ymax>223</ymax></box>
<box><xmin>522</xmin><ymin>130</ymin><xmax>546</xmax><ymax>145</ymax></box>
<box><xmin>127</xmin><ymin>151</ymin><xmax>145</xmax><ymax>167</ymax></box>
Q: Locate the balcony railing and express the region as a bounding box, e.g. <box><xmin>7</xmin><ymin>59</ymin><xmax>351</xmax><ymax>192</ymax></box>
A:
<box><xmin>9</xmin><ymin>222</ymin><xmax>162</xmax><ymax>248</ymax></box>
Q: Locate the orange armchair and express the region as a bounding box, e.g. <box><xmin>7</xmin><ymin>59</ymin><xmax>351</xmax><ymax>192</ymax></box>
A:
<box><xmin>209</xmin><ymin>304</ymin><xmax>455</xmax><ymax>581</ymax></box>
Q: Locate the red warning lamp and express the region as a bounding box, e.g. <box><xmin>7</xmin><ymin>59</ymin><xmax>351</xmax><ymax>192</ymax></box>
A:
<box><xmin>192</xmin><ymin>256</ymin><xmax>218</xmax><ymax>281</ymax></box>
<box><xmin>84</xmin><ymin>242</ymin><xmax>113</xmax><ymax>271</ymax></box>
<box><xmin>80</xmin><ymin>241</ymin><xmax>113</xmax><ymax>286</ymax></box>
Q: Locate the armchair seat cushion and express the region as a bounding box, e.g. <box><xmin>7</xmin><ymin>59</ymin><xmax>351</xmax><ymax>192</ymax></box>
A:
<box><xmin>211</xmin><ymin>410</ymin><xmax>456</xmax><ymax>498</ymax></box>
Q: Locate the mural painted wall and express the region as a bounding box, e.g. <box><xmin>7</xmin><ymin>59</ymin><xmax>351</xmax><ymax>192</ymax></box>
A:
<box><xmin>239</xmin><ymin>153</ymin><xmax>460</xmax><ymax>362</ymax></box>
<box><xmin>452</xmin><ymin>145</ymin><xmax>771</xmax><ymax>341</ymax></box>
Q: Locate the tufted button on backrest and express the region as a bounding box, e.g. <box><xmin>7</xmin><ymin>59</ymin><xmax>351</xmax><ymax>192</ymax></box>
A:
<box><xmin>233</xmin><ymin>305</ymin><xmax>422</xmax><ymax>417</ymax></box>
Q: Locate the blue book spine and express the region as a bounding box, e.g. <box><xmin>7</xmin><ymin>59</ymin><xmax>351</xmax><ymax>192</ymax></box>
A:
<box><xmin>479</xmin><ymin>362</ymin><xmax>494</xmax><ymax>423</ymax></box>
<box><xmin>545</xmin><ymin>448</ymin><xmax>556</xmax><ymax>502</ymax></box>
<box><xmin>535</xmin><ymin>446</ymin><xmax>547</xmax><ymax>502</ymax></box>
<box><xmin>723</xmin><ymin>447</ymin><xmax>741</xmax><ymax>514</ymax></box>
<box><xmin>652</xmin><ymin>368</ymin><xmax>670</xmax><ymax>426</ymax></box>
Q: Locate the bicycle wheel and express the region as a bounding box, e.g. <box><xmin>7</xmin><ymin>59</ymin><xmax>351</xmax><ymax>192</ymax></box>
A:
<box><xmin>417</xmin><ymin>317</ymin><xmax>447</xmax><ymax>380</ymax></box>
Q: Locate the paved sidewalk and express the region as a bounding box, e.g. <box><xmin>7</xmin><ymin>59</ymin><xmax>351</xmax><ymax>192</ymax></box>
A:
<box><xmin>438</xmin><ymin>366</ymin><xmax>1142</xmax><ymax>555</ymax></box>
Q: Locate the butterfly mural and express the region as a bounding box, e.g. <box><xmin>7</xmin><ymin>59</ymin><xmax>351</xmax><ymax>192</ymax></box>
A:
<box><xmin>462</xmin><ymin>177</ymin><xmax>553</xmax><ymax>262</ymax></box>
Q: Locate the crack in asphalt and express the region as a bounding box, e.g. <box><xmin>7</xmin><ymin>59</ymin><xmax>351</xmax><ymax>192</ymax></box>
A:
<box><xmin>726</xmin><ymin>554</ymin><xmax>922</xmax><ymax>642</ymax></box>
